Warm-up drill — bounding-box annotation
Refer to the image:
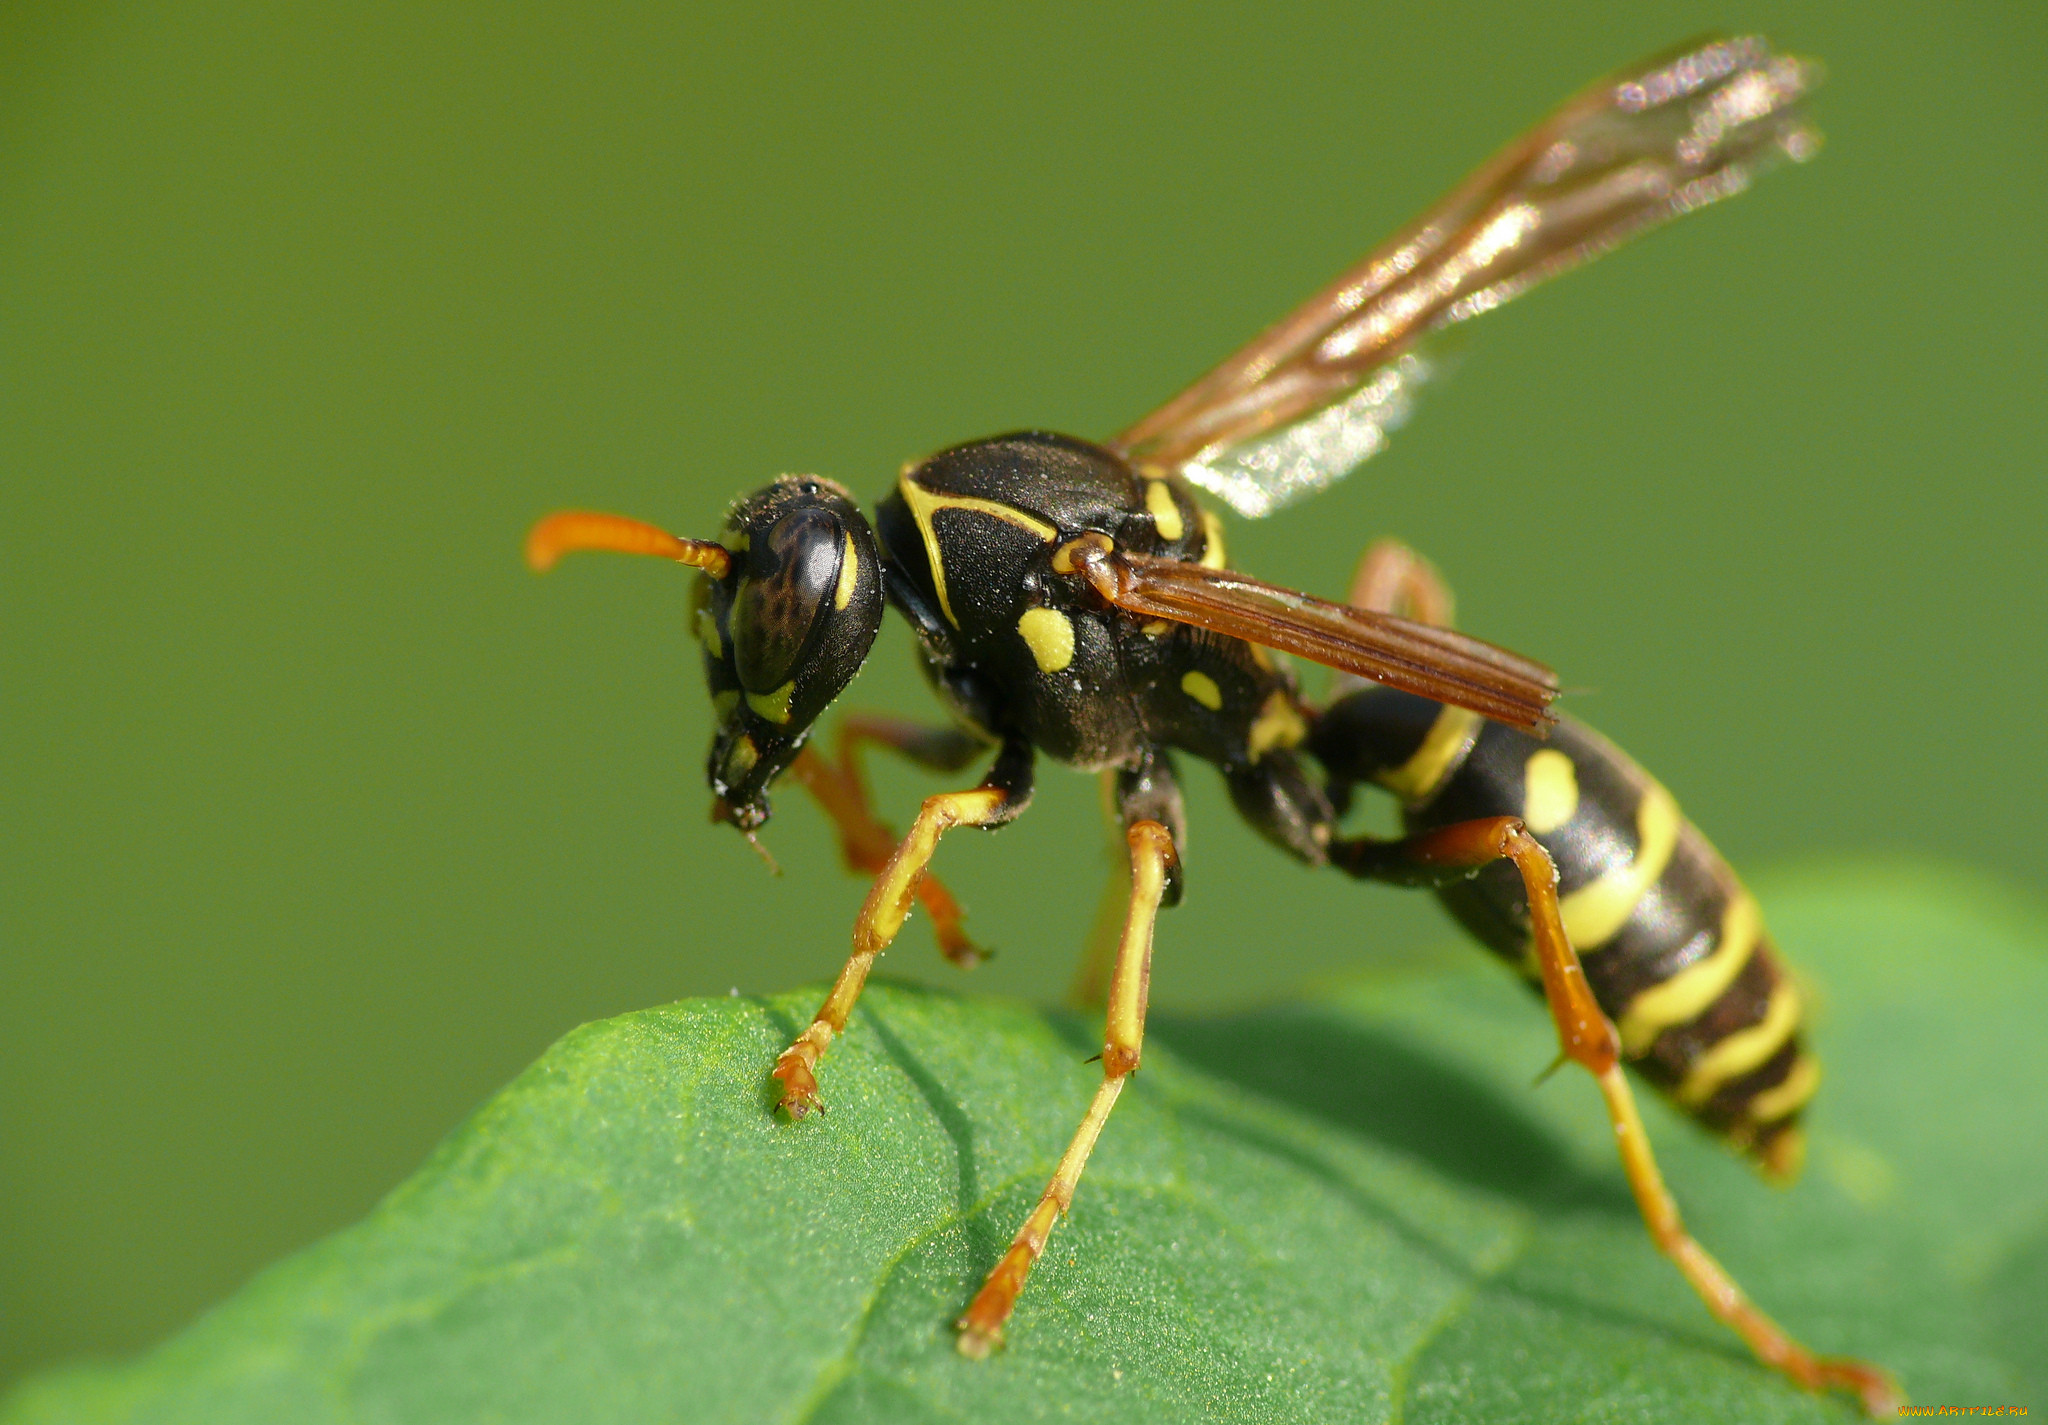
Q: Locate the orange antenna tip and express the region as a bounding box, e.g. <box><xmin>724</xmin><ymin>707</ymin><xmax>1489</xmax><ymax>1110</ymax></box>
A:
<box><xmin>524</xmin><ymin>510</ymin><xmax>731</xmax><ymax>579</ymax></box>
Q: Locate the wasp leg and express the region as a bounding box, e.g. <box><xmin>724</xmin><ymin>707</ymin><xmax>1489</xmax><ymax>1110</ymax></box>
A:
<box><xmin>771</xmin><ymin>737</ymin><xmax>1034</xmax><ymax>1118</ymax></box>
<box><xmin>958</xmin><ymin>817</ymin><xmax>1179</xmax><ymax>1358</ymax></box>
<box><xmin>1346</xmin><ymin>536</ymin><xmax>1456</xmax><ymax>627</ymax></box>
<box><xmin>1065</xmin><ymin>772</ymin><xmax>1128</xmax><ymax>1010</ymax></box>
<box><xmin>789</xmin><ymin>715</ymin><xmax>989</xmax><ymax>966</ymax></box>
<box><xmin>1068</xmin><ymin>753</ymin><xmax>1188</xmax><ymax>1008</ymax></box>
<box><xmin>1334</xmin><ymin>817</ymin><xmax>1900</xmax><ymax>1416</ymax></box>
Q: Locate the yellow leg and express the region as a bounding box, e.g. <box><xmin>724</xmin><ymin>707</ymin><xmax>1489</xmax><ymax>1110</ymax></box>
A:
<box><xmin>957</xmin><ymin>819</ymin><xmax>1177</xmax><ymax>1357</ymax></box>
<box><xmin>787</xmin><ymin>715</ymin><xmax>985</xmax><ymax>966</ymax></box>
<box><xmin>1064</xmin><ymin>771</ymin><xmax>1129</xmax><ymax>1010</ymax></box>
<box><xmin>771</xmin><ymin>784</ymin><xmax>1009</xmax><ymax>1117</ymax></box>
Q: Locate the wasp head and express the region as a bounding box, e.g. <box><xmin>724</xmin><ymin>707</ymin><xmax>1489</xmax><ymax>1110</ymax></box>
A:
<box><xmin>527</xmin><ymin>477</ymin><xmax>884</xmax><ymax>842</ymax></box>
<box><xmin>696</xmin><ymin>477</ymin><xmax>883</xmax><ymax>831</ymax></box>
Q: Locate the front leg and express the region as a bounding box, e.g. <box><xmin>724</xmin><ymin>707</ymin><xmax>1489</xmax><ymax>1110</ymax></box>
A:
<box><xmin>771</xmin><ymin>735</ymin><xmax>1034</xmax><ymax>1117</ymax></box>
<box><xmin>788</xmin><ymin>714</ymin><xmax>989</xmax><ymax>965</ymax></box>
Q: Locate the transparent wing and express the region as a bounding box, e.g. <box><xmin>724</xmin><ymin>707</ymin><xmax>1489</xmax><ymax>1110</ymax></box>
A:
<box><xmin>1063</xmin><ymin>540</ymin><xmax>1557</xmax><ymax>730</ymax></box>
<box><xmin>1113</xmin><ymin>35</ymin><xmax>1818</xmax><ymax>517</ymax></box>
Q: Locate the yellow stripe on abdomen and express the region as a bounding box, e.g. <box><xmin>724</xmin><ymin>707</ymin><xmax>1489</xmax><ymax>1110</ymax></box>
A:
<box><xmin>1745</xmin><ymin>1054</ymin><xmax>1821</xmax><ymax>1124</ymax></box>
<box><xmin>1676</xmin><ymin>981</ymin><xmax>1803</xmax><ymax>1108</ymax></box>
<box><xmin>1615</xmin><ymin>892</ymin><xmax>1762</xmax><ymax>1055</ymax></box>
<box><xmin>1375</xmin><ymin>705</ymin><xmax>1482</xmax><ymax>802</ymax></box>
<box><xmin>1559</xmin><ymin>780</ymin><xmax>1680</xmax><ymax>949</ymax></box>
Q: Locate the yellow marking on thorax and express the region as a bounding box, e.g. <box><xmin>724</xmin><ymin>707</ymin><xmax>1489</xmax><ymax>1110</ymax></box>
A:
<box><xmin>1675</xmin><ymin>980</ymin><xmax>1802</xmax><ymax>1108</ymax></box>
<box><xmin>1248</xmin><ymin>690</ymin><xmax>1307</xmax><ymax>759</ymax></box>
<box><xmin>1016</xmin><ymin>607</ymin><xmax>1075</xmax><ymax>673</ymax></box>
<box><xmin>833</xmin><ymin>531</ymin><xmax>859</xmax><ymax>610</ymax></box>
<box><xmin>1198</xmin><ymin>509</ymin><xmax>1226</xmax><ymax>569</ymax></box>
<box><xmin>1746</xmin><ymin>1054</ymin><xmax>1821</xmax><ymax>1124</ymax></box>
<box><xmin>1615</xmin><ymin>892</ymin><xmax>1761</xmax><ymax>1054</ymax></box>
<box><xmin>711</xmin><ymin>690</ymin><xmax>739</xmax><ymax>720</ymax></box>
<box><xmin>695</xmin><ymin>607</ymin><xmax>723</xmax><ymax>658</ymax></box>
<box><xmin>726</xmin><ymin>734</ymin><xmax>759</xmax><ymax>775</ymax></box>
<box><xmin>1521</xmin><ymin>748</ymin><xmax>1579</xmax><ymax>834</ymax></box>
<box><xmin>1144</xmin><ymin>479</ymin><xmax>1184</xmax><ymax>541</ymax></box>
<box><xmin>1180</xmin><ymin>670</ymin><xmax>1222</xmax><ymax>710</ymax></box>
<box><xmin>747</xmin><ymin>681</ymin><xmax>795</xmax><ymax>725</ymax></box>
<box><xmin>896</xmin><ymin>475</ymin><xmax>1059</xmax><ymax>626</ymax></box>
<box><xmin>1140</xmin><ymin>619</ymin><xmax>1173</xmax><ymax>637</ymax></box>
<box><xmin>1557</xmin><ymin>781</ymin><xmax>1680</xmax><ymax>949</ymax></box>
<box><xmin>1050</xmin><ymin>531</ymin><xmax>1111</xmax><ymax>576</ymax></box>
<box><xmin>1375</xmin><ymin>704</ymin><xmax>1482</xmax><ymax>802</ymax></box>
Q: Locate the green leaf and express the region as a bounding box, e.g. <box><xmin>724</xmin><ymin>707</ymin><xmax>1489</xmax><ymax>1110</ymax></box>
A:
<box><xmin>7</xmin><ymin>863</ymin><xmax>2044</xmax><ymax>1424</ymax></box>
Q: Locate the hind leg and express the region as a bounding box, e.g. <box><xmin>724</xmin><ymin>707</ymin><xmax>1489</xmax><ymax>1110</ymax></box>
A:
<box><xmin>1336</xmin><ymin>820</ymin><xmax>1899</xmax><ymax>1415</ymax></box>
<box><xmin>1348</xmin><ymin>536</ymin><xmax>1455</xmax><ymax>626</ymax></box>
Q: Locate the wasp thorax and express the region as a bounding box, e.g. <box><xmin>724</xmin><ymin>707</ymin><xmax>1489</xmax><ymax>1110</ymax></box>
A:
<box><xmin>699</xmin><ymin>477</ymin><xmax>883</xmax><ymax>830</ymax></box>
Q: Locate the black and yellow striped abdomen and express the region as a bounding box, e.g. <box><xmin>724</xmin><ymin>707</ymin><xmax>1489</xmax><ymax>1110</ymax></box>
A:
<box><xmin>1313</xmin><ymin>689</ymin><xmax>1817</xmax><ymax>1179</ymax></box>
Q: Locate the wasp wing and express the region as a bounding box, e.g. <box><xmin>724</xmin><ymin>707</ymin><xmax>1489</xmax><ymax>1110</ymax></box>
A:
<box><xmin>1072</xmin><ymin>544</ymin><xmax>1556</xmax><ymax>730</ymax></box>
<box><xmin>1113</xmin><ymin>35</ymin><xmax>1818</xmax><ymax>517</ymax></box>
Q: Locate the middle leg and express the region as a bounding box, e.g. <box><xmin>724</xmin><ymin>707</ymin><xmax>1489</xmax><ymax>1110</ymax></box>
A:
<box><xmin>1067</xmin><ymin>753</ymin><xmax>1187</xmax><ymax>1008</ymax></box>
<box><xmin>1064</xmin><ymin>771</ymin><xmax>1129</xmax><ymax>1010</ymax></box>
<box><xmin>957</xmin><ymin>815</ymin><xmax>1179</xmax><ymax>1357</ymax></box>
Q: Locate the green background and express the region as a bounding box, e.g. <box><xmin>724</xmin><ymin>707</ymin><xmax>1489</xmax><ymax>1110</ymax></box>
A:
<box><xmin>3</xmin><ymin>0</ymin><xmax>2042</xmax><ymax>1391</ymax></box>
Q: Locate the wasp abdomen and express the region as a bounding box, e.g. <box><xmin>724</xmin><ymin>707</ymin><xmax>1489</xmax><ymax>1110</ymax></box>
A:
<box><xmin>1313</xmin><ymin>689</ymin><xmax>1817</xmax><ymax>1179</ymax></box>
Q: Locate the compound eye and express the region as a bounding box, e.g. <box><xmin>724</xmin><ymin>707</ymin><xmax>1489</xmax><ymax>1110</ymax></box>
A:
<box><xmin>729</xmin><ymin>506</ymin><xmax>844</xmax><ymax>694</ymax></box>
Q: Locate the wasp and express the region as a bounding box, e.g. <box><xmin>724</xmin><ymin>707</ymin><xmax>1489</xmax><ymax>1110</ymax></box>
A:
<box><xmin>527</xmin><ymin>37</ymin><xmax>1898</xmax><ymax>1415</ymax></box>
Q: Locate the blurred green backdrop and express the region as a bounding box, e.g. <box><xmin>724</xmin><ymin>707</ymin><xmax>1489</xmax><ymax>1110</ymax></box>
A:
<box><xmin>4</xmin><ymin>0</ymin><xmax>2043</xmax><ymax>1389</ymax></box>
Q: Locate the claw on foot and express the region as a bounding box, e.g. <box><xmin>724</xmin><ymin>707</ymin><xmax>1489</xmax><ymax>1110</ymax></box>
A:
<box><xmin>1815</xmin><ymin>1357</ymin><xmax>1902</xmax><ymax>1417</ymax></box>
<box><xmin>954</xmin><ymin>1318</ymin><xmax>1001</xmax><ymax>1360</ymax></box>
<box><xmin>770</xmin><ymin>1052</ymin><xmax>823</xmax><ymax>1119</ymax></box>
<box><xmin>936</xmin><ymin>931</ymin><xmax>991</xmax><ymax>970</ymax></box>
